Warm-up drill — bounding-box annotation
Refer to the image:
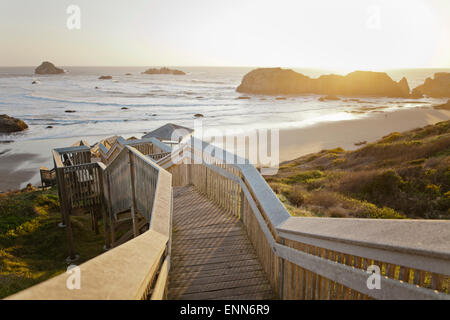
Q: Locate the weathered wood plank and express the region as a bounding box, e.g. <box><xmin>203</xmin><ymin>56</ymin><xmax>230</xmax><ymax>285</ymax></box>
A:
<box><xmin>168</xmin><ymin>185</ymin><xmax>274</xmax><ymax>300</ymax></box>
<box><xmin>169</xmin><ymin>270</ymin><xmax>267</xmax><ymax>288</ymax></box>
<box><xmin>169</xmin><ymin>264</ymin><xmax>264</xmax><ymax>282</ymax></box>
<box><xmin>176</xmin><ymin>284</ymin><xmax>273</xmax><ymax>300</ymax></box>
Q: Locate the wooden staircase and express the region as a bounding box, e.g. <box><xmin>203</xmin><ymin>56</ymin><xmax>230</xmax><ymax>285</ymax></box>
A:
<box><xmin>168</xmin><ymin>186</ymin><xmax>275</xmax><ymax>300</ymax></box>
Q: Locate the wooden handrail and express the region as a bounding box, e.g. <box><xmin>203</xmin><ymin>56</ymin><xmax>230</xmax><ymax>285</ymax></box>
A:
<box><xmin>99</xmin><ymin>136</ymin><xmax>172</xmax><ymax>165</ymax></box>
<box><xmin>6</xmin><ymin>230</ymin><xmax>168</xmax><ymax>300</ymax></box>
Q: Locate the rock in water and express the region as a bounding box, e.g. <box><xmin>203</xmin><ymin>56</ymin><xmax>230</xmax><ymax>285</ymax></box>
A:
<box><xmin>413</xmin><ymin>73</ymin><xmax>450</xmax><ymax>98</ymax></box>
<box><xmin>0</xmin><ymin>114</ymin><xmax>28</xmax><ymax>133</ymax></box>
<box><xmin>35</xmin><ymin>61</ymin><xmax>65</xmax><ymax>75</ymax></box>
<box><xmin>237</xmin><ymin>68</ymin><xmax>411</xmax><ymax>98</ymax></box>
<box><xmin>398</xmin><ymin>77</ymin><xmax>410</xmax><ymax>97</ymax></box>
<box><xmin>319</xmin><ymin>94</ymin><xmax>340</xmax><ymax>101</ymax></box>
<box><xmin>142</xmin><ymin>67</ymin><xmax>186</xmax><ymax>75</ymax></box>
<box><xmin>410</xmin><ymin>88</ymin><xmax>424</xmax><ymax>99</ymax></box>
<box><xmin>194</xmin><ymin>113</ymin><xmax>204</xmax><ymax>118</ymax></box>
<box><xmin>99</xmin><ymin>75</ymin><xmax>112</xmax><ymax>80</ymax></box>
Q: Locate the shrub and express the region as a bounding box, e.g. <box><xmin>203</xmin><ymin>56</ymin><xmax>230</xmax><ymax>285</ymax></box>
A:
<box><xmin>327</xmin><ymin>147</ymin><xmax>345</xmax><ymax>153</ymax></box>
<box><xmin>380</xmin><ymin>132</ymin><xmax>402</xmax><ymax>143</ymax></box>
<box><xmin>408</xmin><ymin>158</ymin><xmax>426</xmax><ymax>165</ymax></box>
<box><xmin>333</xmin><ymin>158</ymin><xmax>345</xmax><ymax>165</ymax></box>
<box><xmin>361</xmin><ymin>170</ymin><xmax>404</xmax><ymax>197</ymax></box>
<box><xmin>425</xmin><ymin>184</ymin><xmax>441</xmax><ymax>197</ymax></box>
<box><xmin>286</xmin><ymin>186</ymin><xmax>305</xmax><ymax>207</ymax></box>
<box><xmin>305</xmin><ymin>191</ymin><xmax>339</xmax><ymax>208</ymax></box>
<box><xmin>286</xmin><ymin>170</ymin><xmax>324</xmax><ymax>184</ymax></box>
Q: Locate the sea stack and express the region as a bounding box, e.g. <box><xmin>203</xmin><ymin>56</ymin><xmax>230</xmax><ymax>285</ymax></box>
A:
<box><xmin>413</xmin><ymin>73</ymin><xmax>450</xmax><ymax>98</ymax></box>
<box><xmin>142</xmin><ymin>67</ymin><xmax>186</xmax><ymax>75</ymax></box>
<box><xmin>0</xmin><ymin>114</ymin><xmax>28</xmax><ymax>133</ymax></box>
<box><xmin>35</xmin><ymin>61</ymin><xmax>65</xmax><ymax>75</ymax></box>
<box><xmin>236</xmin><ymin>68</ymin><xmax>411</xmax><ymax>98</ymax></box>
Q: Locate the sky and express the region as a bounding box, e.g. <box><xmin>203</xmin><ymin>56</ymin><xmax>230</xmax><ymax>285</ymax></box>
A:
<box><xmin>0</xmin><ymin>0</ymin><xmax>449</xmax><ymax>70</ymax></box>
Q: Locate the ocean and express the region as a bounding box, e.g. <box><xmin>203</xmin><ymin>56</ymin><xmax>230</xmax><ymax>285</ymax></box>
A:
<box><xmin>1</xmin><ymin>66</ymin><xmax>449</xmax><ymax>142</ymax></box>
<box><xmin>0</xmin><ymin>66</ymin><xmax>449</xmax><ymax>190</ymax></box>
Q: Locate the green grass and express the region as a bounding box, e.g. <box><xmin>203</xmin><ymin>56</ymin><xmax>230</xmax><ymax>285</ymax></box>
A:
<box><xmin>0</xmin><ymin>187</ymin><xmax>106</xmax><ymax>298</ymax></box>
<box><xmin>268</xmin><ymin>120</ymin><xmax>450</xmax><ymax>219</ymax></box>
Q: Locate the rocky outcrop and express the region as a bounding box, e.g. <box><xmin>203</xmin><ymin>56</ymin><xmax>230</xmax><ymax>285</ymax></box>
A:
<box><xmin>237</xmin><ymin>68</ymin><xmax>411</xmax><ymax>98</ymax></box>
<box><xmin>413</xmin><ymin>73</ymin><xmax>450</xmax><ymax>98</ymax></box>
<box><xmin>410</xmin><ymin>88</ymin><xmax>424</xmax><ymax>99</ymax></box>
<box><xmin>434</xmin><ymin>99</ymin><xmax>450</xmax><ymax>110</ymax></box>
<box><xmin>98</xmin><ymin>75</ymin><xmax>112</xmax><ymax>80</ymax></box>
<box><xmin>319</xmin><ymin>94</ymin><xmax>340</xmax><ymax>101</ymax></box>
<box><xmin>142</xmin><ymin>67</ymin><xmax>185</xmax><ymax>75</ymax></box>
<box><xmin>35</xmin><ymin>61</ymin><xmax>65</xmax><ymax>75</ymax></box>
<box><xmin>398</xmin><ymin>77</ymin><xmax>410</xmax><ymax>97</ymax></box>
<box><xmin>0</xmin><ymin>115</ymin><xmax>28</xmax><ymax>133</ymax></box>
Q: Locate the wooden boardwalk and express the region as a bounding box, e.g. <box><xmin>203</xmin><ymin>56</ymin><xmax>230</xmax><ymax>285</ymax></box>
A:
<box><xmin>168</xmin><ymin>186</ymin><xmax>275</xmax><ymax>300</ymax></box>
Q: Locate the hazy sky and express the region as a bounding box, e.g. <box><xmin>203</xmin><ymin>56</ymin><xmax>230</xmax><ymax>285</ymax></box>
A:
<box><xmin>1</xmin><ymin>0</ymin><xmax>449</xmax><ymax>70</ymax></box>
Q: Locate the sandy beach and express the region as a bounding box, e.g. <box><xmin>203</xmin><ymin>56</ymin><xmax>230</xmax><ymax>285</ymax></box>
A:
<box><xmin>1</xmin><ymin>106</ymin><xmax>450</xmax><ymax>192</ymax></box>
<box><xmin>278</xmin><ymin>107</ymin><xmax>450</xmax><ymax>162</ymax></box>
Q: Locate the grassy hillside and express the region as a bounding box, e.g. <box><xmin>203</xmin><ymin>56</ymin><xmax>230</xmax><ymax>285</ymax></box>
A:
<box><xmin>0</xmin><ymin>187</ymin><xmax>105</xmax><ymax>298</ymax></box>
<box><xmin>266</xmin><ymin>120</ymin><xmax>450</xmax><ymax>219</ymax></box>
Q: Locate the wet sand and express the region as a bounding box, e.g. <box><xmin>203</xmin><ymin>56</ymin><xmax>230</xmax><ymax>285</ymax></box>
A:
<box><xmin>0</xmin><ymin>136</ymin><xmax>106</xmax><ymax>192</ymax></box>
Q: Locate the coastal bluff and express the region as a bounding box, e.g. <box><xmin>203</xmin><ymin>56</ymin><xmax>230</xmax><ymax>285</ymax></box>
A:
<box><xmin>35</xmin><ymin>61</ymin><xmax>65</xmax><ymax>75</ymax></box>
<box><xmin>237</xmin><ymin>68</ymin><xmax>410</xmax><ymax>97</ymax></box>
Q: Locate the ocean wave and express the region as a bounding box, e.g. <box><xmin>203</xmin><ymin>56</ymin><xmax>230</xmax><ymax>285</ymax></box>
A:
<box><xmin>190</xmin><ymin>79</ymin><xmax>228</xmax><ymax>84</ymax></box>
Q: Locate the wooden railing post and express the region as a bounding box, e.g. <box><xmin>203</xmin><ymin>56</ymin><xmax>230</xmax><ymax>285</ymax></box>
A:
<box><xmin>98</xmin><ymin>166</ymin><xmax>111</xmax><ymax>249</ymax></box>
<box><xmin>56</xmin><ymin>167</ymin><xmax>76</xmax><ymax>260</ymax></box>
<box><xmin>129</xmin><ymin>149</ymin><xmax>139</xmax><ymax>238</ymax></box>
<box><xmin>106</xmin><ymin>171</ymin><xmax>116</xmax><ymax>247</ymax></box>
<box><xmin>239</xmin><ymin>187</ymin><xmax>245</xmax><ymax>222</ymax></box>
<box><xmin>278</xmin><ymin>238</ymin><xmax>285</xmax><ymax>299</ymax></box>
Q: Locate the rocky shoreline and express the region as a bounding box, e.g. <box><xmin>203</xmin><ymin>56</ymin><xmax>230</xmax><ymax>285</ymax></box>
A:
<box><xmin>0</xmin><ymin>114</ymin><xmax>28</xmax><ymax>133</ymax></box>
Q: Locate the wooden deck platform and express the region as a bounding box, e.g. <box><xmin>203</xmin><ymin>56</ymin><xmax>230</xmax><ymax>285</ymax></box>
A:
<box><xmin>168</xmin><ymin>186</ymin><xmax>275</xmax><ymax>300</ymax></box>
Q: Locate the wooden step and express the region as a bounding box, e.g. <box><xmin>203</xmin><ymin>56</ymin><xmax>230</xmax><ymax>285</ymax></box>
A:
<box><xmin>168</xmin><ymin>186</ymin><xmax>275</xmax><ymax>300</ymax></box>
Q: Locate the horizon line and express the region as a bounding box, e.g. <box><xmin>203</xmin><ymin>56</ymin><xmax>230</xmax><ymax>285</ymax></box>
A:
<box><xmin>1</xmin><ymin>65</ymin><xmax>450</xmax><ymax>70</ymax></box>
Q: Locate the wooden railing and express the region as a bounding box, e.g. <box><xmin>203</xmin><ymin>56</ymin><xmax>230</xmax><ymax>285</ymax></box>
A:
<box><xmin>7</xmin><ymin>136</ymin><xmax>450</xmax><ymax>300</ymax></box>
<box><xmin>163</xmin><ymin>137</ymin><xmax>450</xmax><ymax>300</ymax></box>
<box><xmin>8</xmin><ymin>145</ymin><xmax>173</xmax><ymax>300</ymax></box>
<box><xmin>99</xmin><ymin>136</ymin><xmax>172</xmax><ymax>165</ymax></box>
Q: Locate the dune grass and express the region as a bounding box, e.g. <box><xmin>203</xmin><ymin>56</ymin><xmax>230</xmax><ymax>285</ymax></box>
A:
<box><xmin>0</xmin><ymin>187</ymin><xmax>106</xmax><ymax>298</ymax></box>
<box><xmin>267</xmin><ymin>120</ymin><xmax>450</xmax><ymax>219</ymax></box>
